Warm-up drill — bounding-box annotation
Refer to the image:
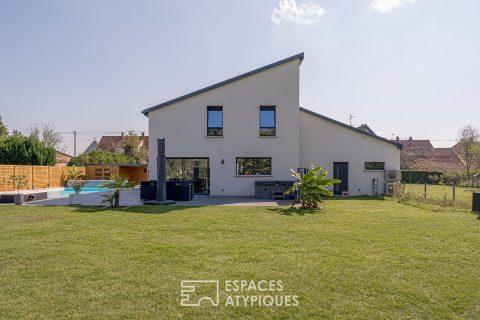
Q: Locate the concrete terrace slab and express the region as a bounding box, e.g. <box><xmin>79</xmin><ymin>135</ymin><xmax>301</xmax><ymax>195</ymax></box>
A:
<box><xmin>26</xmin><ymin>188</ymin><xmax>291</xmax><ymax>207</ymax></box>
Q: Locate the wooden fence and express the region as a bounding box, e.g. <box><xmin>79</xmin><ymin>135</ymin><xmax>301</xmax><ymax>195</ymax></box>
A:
<box><xmin>0</xmin><ymin>165</ymin><xmax>86</xmax><ymax>192</ymax></box>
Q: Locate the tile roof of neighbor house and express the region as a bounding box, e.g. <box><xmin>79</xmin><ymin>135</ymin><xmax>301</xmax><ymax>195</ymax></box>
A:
<box><xmin>55</xmin><ymin>151</ymin><xmax>72</xmax><ymax>167</ymax></box>
<box><xmin>300</xmin><ymin>107</ymin><xmax>403</xmax><ymax>149</ymax></box>
<box><xmin>97</xmin><ymin>135</ymin><xmax>149</xmax><ymax>151</ymax></box>
<box><xmin>399</xmin><ymin>139</ymin><xmax>466</xmax><ymax>171</ymax></box>
<box><xmin>141</xmin><ymin>53</ymin><xmax>305</xmax><ymax>115</ymax></box>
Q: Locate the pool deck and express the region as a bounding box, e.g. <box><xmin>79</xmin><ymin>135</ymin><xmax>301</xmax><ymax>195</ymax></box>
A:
<box><xmin>23</xmin><ymin>188</ymin><xmax>292</xmax><ymax>206</ymax></box>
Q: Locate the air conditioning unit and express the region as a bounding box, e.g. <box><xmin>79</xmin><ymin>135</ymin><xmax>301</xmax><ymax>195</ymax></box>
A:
<box><xmin>385</xmin><ymin>170</ymin><xmax>401</xmax><ymax>181</ymax></box>
<box><xmin>385</xmin><ymin>182</ymin><xmax>402</xmax><ymax>196</ymax></box>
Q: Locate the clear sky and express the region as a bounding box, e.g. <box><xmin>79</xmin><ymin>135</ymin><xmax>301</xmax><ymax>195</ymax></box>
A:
<box><xmin>0</xmin><ymin>0</ymin><xmax>479</xmax><ymax>154</ymax></box>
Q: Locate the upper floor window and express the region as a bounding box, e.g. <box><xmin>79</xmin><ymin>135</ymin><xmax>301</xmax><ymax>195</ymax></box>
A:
<box><xmin>207</xmin><ymin>106</ymin><xmax>223</xmax><ymax>136</ymax></box>
<box><xmin>260</xmin><ymin>106</ymin><xmax>276</xmax><ymax>136</ymax></box>
<box><xmin>364</xmin><ymin>162</ymin><xmax>385</xmax><ymax>171</ymax></box>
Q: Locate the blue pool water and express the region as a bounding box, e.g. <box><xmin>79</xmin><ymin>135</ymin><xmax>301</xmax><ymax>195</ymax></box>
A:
<box><xmin>48</xmin><ymin>187</ymin><xmax>110</xmax><ymax>198</ymax></box>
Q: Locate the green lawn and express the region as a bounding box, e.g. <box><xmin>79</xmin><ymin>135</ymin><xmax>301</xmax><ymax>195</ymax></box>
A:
<box><xmin>1</xmin><ymin>201</ymin><xmax>479</xmax><ymax>319</ymax></box>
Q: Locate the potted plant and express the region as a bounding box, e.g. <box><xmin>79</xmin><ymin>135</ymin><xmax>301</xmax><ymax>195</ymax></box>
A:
<box><xmin>67</xmin><ymin>166</ymin><xmax>86</xmax><ymax>205</ymax></box>
<box><xmin>100</xmin><ymin>176</ymin><xmax>134</xmax><ymax>208</ymax></box>
<box><xmin>10</xmin><ymin>175</ymin><xmax>28</xmax><ymax>205</ymax></box>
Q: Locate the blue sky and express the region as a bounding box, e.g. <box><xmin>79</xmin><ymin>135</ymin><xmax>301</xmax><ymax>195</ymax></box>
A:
<box><xmin>0</xmin><ymin>0</ymin><xmax>479</xmax><ymax>154</ymax></box>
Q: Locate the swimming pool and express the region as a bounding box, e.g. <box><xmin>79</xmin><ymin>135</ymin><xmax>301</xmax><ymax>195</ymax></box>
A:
<box><xmin>47</xmin><ymin>187</ymin><xmax>110</xmax><ymax>198</ymax></box>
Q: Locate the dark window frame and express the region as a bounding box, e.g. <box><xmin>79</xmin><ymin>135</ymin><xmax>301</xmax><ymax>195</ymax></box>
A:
<box><xmin>259</xmin><ymin>106</ymin><xmax>276</xmax><ymax>136</ymax></box>
<box><xmin>364</xmin><ymin>162</ymin><xmax>385</xmax><ymax>171</ymax></box>
<box><xmin>235</xmin><ymin>157</ymin><xmax>272</xmax><ymax>176</ymax></box>
<box><xmin>207</xmin><ymin>106</ymin><xmax>223</xmax><ymax>136</ymax></box>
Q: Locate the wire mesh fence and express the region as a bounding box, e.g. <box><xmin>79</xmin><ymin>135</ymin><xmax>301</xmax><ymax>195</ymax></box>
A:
<box><xmin>398</xmin><ymin>183</ymin><xmax>479</xmax><ymax>210</ymax></box>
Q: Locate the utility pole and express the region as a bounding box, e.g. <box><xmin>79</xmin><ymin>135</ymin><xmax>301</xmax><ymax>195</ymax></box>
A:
<box><xmin>73</xmin><ymin>130</ymin><xmax>77</xmax><ymax>157</ymax></box>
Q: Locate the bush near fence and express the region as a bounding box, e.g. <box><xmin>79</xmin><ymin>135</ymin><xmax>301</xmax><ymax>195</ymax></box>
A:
<box><xmin>0</xmin><ymin>165</ymin><xmax>86</xmax><ymax>192</ymax></box>
<box><xmin>401</xmin><ymin>170</ymin><xmax>443</xmax><ymax>184</ymax></box>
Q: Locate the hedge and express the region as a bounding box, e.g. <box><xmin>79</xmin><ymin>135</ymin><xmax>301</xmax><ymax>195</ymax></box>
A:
<box><xmin>401</xmin><ymin>170</ymin><xmax>443</xmax><ymax>184</ymax></box>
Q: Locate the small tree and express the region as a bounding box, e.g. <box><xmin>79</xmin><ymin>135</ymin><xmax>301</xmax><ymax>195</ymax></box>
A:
<box><xmin>67</xmin><ymin>166</ymin><xmax>86</xmax><ymax>195</ymax></box>
<box><xmin>28</xmin><ymin>122</ymin><xmax>66</xmax><ymax>152</ymax></box>
<box><xmin>0</xmin><ymin>116</ymin><xmax>8</xmax><ymax>137</ymax></box>
<box><xmin>457</xmin><ymin>125</ymin><xmax>480</xmax><ymax>180</ymax></box>
<box><xmin>121</xmin><ymin>130</ymin><xmax>148</xmax><ymax>164</ymax></box>
<box><xmin>100</xmin><ymin>176</ymin><xmax>134</xmax><ymax>208</ymax></box>
<box><xmin>285</xmin><ymin>165</ymin><xmax>340</xmax><ymax>209</ymax></box>
<box><xmin>10</xmin><ymin>175</ymin><xmax>27</xmax><ymax>194</ymax></box>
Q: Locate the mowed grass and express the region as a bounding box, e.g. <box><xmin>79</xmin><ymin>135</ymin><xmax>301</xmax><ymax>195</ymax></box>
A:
<box><xmin>0</xmin><ymin>201</ymin><xmax>479</xmax><ymax>319</ymax></box>
<box><xmin>404</xmin><ymin>183</ymin><xmax>479</xmax><ymax>204</ymax></box>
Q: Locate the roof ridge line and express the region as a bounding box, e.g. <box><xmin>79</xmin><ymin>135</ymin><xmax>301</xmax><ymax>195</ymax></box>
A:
<box><xmin>141</xmin><ymin>52</ymin><xmax>304</xmax><ymax>115</ymax></box>
<box><xmin>299</xmin><ymin>107</ymin><xmax>403</xmax><ymax>149</ymax></box>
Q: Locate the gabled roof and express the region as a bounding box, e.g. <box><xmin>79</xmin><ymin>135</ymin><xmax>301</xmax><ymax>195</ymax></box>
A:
<box><xmin>82</xmin><ymin>139</ymin><xmax>98</xmax><ymax>154</ymax></box>
<box><xmin>397</xmin><ymin>139</ymin><xmax>433</xmax><ymax>149</ymax></box>
<box><xmin>97</xmin><ymin>135</ymin><xmax>148</xmax><ymax>151</ymax></box>
<box><xmin>399</xmin><ymin>139</ymin><xmax>466</xmax><ymax>171</ymax></box>
<box><xmin>299</xmin><ymin>107</ymin><xmax>402</xmax><ymax>149</ymax></box>
<box><xmin>141</xmin><ymin>53</ymin><xmax>305</xmax><ymax>116</ymax></box>
<box><xmin>356</xmin><ymin>124</ymin><xmax>375</xmax><ymax>135</ymax></box>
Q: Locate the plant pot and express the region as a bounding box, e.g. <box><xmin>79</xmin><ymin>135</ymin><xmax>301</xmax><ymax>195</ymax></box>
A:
<box><xmin>14</xmin><ymin>194</ymin><xmax>24</xmax><ymax>205</ymax></box>
<box><xmin>69</xmin><ymin>194</ymin><xmax>82</xmax><ymax>205</ymax></box>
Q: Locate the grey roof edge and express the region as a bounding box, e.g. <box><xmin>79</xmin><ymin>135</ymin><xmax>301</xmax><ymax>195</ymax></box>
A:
<box><xmin>141</xmin><ymin>52</ymin><xmax>305</xmax><ymax>115</ymax></box>
<box><xmin>299</xmin><ymin>107</ymin><xmax>403</xmax><ymax>149</ymax></box>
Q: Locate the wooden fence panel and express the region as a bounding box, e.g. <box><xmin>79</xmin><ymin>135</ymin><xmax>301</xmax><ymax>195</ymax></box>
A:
<box><xmin>0</xmin><ymin>165</ymin><xmax>86</xmax><ymax>192</ymax></box>
<box><xmin>50</xmin><ymin>167</ymin><xmax>64</xmax><ymax>187</ymax></box>
<box><xmin>0</xmin><ymin>165</ymin><xmax>15</xmax><ymax>192</ymax></box>
<box><xmin>13</xmin><ymin>166</ymin><xmax>33</xmax><ymax>190</ymax></box>
<box><xmin>32</xmin><ymin>166</ymin><xmax>49</xmax><ymax>188</ymax></box>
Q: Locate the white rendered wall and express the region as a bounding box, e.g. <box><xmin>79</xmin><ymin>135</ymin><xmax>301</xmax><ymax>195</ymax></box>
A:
<box><xmin>148</xmin><ymin>60</ymin><xmax>300</xmax><ymax>196</ymax></box>
<box><xmin>299</xmin><ymin>110</ymin><xmax>401</xmax><ymax>196</ymax></box>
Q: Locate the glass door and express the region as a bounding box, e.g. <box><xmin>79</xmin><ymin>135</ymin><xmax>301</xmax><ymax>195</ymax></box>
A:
<box><xmin>166</xmin><ymin>158</ymin><xmax>209</xmax><ymax>194</ymax></box>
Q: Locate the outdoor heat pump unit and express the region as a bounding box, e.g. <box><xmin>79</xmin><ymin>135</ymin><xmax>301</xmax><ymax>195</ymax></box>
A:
<box><xmin>385</xmin><ymin>170</ymin><xmax>401</xmax><ymax>181</ymax></box>
<box><xmin>385</xmin><ymin>182</ymin><xmax>402</xmax><ymax>196</ymax></box>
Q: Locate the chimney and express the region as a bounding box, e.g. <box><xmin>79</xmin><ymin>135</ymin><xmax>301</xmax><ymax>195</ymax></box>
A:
<box><xmin>121</xmin><ymin>132</ymin><xmax>124</xmax><ymax>137</ymax></box>
<box><xmin>409</xmin><ymin>136</ymin><xmax>412</xmax><ymax>141</ymax></box>
<box><xmin>141</xmin><ymin>132</ymin><xmax>145</xmax><ymax>138</ymax></box>
<box><xmin>396</xmin><ymin>136</ymin><xmax>399</xmax><ymax>141</ymax></box>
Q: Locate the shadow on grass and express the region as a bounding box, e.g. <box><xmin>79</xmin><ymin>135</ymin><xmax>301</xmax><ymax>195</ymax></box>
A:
<box><xmin>267</xmin><ymin>207</ymin><xmax>321</xmax><ymax>216</ymax></box>
<box><xmin>70</xmin><ymin>205</ymin><xmax>197</xmax><ymax>215</ymax></box>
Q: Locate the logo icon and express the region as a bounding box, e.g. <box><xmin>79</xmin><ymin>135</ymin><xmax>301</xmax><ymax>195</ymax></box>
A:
<box><xmin>180</xmin><ymin>280</ymin><xmax>220</xmax><ymax>307</ymax></box>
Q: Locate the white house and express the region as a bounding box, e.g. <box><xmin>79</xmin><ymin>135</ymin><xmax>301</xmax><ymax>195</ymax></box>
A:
<box><xmin>142</xmin><ymin>53</ymin><xmax>401</xmax><ymax>197</ymax></box>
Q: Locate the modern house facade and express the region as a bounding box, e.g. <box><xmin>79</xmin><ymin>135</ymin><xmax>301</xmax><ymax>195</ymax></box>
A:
<box><xmin>142</xmin><ymin>53</ymin><xmax>402</xmax><ymax>196</ymax></box>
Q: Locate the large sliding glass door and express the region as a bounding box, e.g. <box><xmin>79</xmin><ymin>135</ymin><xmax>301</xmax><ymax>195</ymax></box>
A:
<box><xmin>166</xmin><ymin>158</ymin><xmax>209</xmax><ymax>194</ymax></box>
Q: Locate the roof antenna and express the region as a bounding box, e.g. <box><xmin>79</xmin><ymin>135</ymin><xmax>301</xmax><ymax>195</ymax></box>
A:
<box><xmin>348</xmin><ymin>114</ymin><xmax>355</xmax><ymax>126</ymax></box>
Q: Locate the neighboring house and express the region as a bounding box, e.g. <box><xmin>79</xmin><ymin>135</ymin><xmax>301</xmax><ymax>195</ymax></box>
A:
<box><xmin>357</xmin><ymin>124</ymin><xmax>375</xmax><ymax>135</ymax></box>
<box><xmin>55</xmin><ymin>151</ymin><xmax>72</xmax><ymax>167</ymax></box>
<box><xmin>82</xmin><ymin>139</ymin><xmax>98</xmax><ymax>154</ymax></box>
<box><xmin>398</xmin><ymin>137</ymin><xmax>466</xmax><ymax>171</ymax></box>
<box><xmin>82</xmin><ymin>134</ymin><xmax>148</xmax><ymax>153</ymax></box>
<box><xmin>142</xmin><ymin>53</ymin><xmax>402</xmax><ymax>196</ymax></box>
